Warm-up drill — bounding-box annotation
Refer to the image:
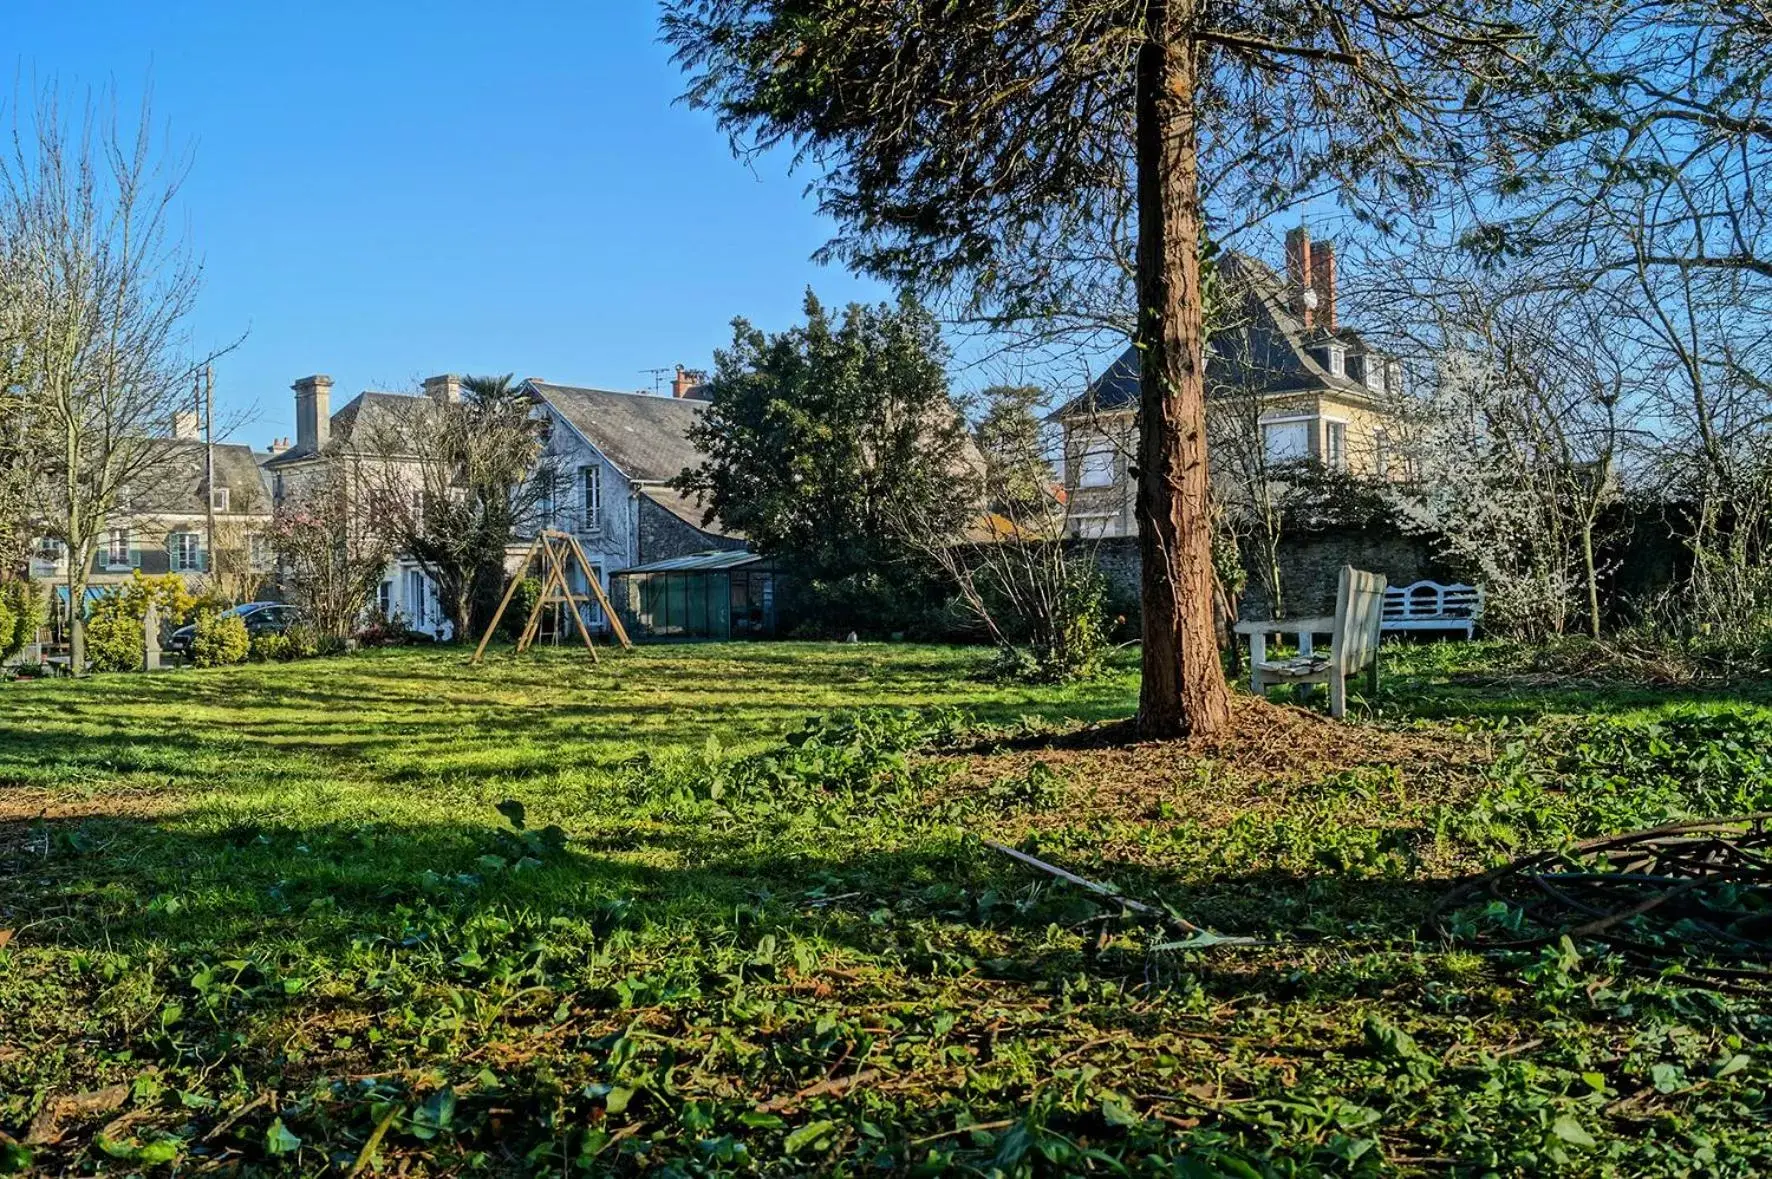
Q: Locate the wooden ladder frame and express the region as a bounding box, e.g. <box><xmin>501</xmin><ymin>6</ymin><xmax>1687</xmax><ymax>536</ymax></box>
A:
<box><xmin>471</xmin><ymin>529</ymin><xmax>633</xmax><ymax>664</ymax></box>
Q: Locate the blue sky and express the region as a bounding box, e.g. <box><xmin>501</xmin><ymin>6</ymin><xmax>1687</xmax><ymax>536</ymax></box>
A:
<box><xmin>8</xmin><ymin>1</ymin><xmax>894</xmax><ymax>444</ymax></box>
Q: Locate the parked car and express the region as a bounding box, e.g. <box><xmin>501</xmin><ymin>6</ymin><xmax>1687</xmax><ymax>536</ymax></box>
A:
<box><xmin>166</xmin><ymin>602</ymin><xmax>303</xmax><ymax>657</ymax></box>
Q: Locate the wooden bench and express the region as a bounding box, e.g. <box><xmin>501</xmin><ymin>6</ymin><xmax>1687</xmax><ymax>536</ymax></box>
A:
<box><xmin>1382</xmin><ymin>580</ymin><xmax>1483</xmax><ymax>639</ymax></box>
<box><xmin>1233</xmin><ymin>565</ymin><xmax>1386</xmax><ymax>719</ymax></box>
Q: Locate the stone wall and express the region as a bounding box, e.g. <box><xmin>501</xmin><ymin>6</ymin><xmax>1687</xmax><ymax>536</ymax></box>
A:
<box><xmin>636</xmin><ymin>495</ymin><xmax>748</xmax><ymax>566</ymax></box>
<box><xmin>1081</xmin><ymin>525</ymin><xmax>1450</xmax><ymax>621</ymax></box>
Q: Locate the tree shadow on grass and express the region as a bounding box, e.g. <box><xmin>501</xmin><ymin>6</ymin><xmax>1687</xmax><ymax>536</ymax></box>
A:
<box><xmin>6</xmin><ymin>808</ymin><xmax>1749</xmax><ymax>1176</ymax></box>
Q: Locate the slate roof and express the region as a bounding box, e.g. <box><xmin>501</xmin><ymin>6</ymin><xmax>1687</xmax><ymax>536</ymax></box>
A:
<box><xmin>129</xmin><ymin>439</ymin><xmax>274</xmax><ymax>516</ymax></box>
<box><xmin>1054</xmin><ymin>252</ymin><xmax>1383</xmax><ymax>419</ymax></box>
<box><xmin>262</xmin><ymin>390</ymin><xmax>434</xmax><ymax>468</ymax></box>
<box><xmin>526</xmin><ymin>381</ymin><xmax>707</xmax><ymax>483</ymax></box>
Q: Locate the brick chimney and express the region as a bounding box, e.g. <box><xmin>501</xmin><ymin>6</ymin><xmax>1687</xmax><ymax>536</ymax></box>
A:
<box><xmin>1285</xmin><ymin>226</ymin><xmax>1314</xmax><ymax>330</ymax></box>
<box><xmin>266</xmin><ymin>437</ymin><xmax>290</xmax><ymax>456</ymax></box>
<box><xmin>1312</xmin><ymin>239</ymin><xmax>1338</xmax><ymax>330</ymax></box>
<box><xmin>671</xmin><ymin>365</ymin><xmax>709</xmax><ymax>400</ymax></box>
<box><xmin>423</xmin><ymin>373</ymin><xmax>462</xmax><ymax>405</ymax></box>
<box><xmin>293</xmin><ymin>375</ymin><xmax>333</xmax><ymax>453</ymax></box>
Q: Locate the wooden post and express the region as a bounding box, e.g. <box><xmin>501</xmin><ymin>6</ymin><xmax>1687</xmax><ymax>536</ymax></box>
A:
<box><xmin>472</xmin><ymin>537</ymin><xmax>539</xmax><ymax>664</ymax></box>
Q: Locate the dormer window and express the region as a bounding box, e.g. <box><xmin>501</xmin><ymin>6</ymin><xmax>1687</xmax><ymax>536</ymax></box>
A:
<box><xmin>1322</xmin><ymin>343</ymin><xmax>1346</xmax><ymax>378</ymax></box>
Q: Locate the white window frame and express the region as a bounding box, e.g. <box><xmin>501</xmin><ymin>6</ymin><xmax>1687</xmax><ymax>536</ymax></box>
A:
<box><xmin>1373</xmin><ymin>429</ymin><xmax>1391</xmax><ymax>478</ymax></box>
<box><xmin>1322</xmin><ymin>416</ymin><xmax>1349</xmax><ymax>470</ymax></box>
<box><xmin>1070</xmin><ymin>514</ymin><xmax>1114</xmax><ymax>539</ymax></box>
<box><xmin>581</xmin><ymin>464</ymin><xmax>602</xmax><ymax>530</ymax></box>
<box><xmin>1075</xmin><ymin>442</ymin><xmax>1117</xmax><ymax>489</ymax></box>
<box><xmin>248</xmin><ymin>532</ymin><xmax>271</xmax><ymax>572</ymax></box>
<box><xmin>1259</xmin><ymin>414</ymin><xmax>1316</xmax><ymax>464</ymax></box>
<box><xmin>407</xmin><ymin>569</ymin><xmax>428</xmax><ymax>628</ymax></box>
<box><xmin>170</xmin><ymin>531</ymin><xmax>201</xmax><ymax>573</ymax></box>
<box><xmin>106</xmin><ymin>528</ymin><xmax>132</xmax><ymax>569</ymax></box>
<box><xmin>211</xmin><ymin>486</ymin><xmax>230</xmax><ymax>513</ymax></box>
<box><xmin>1324</xmin><ymin>345</ymin><xmax>1346</xmax><ymax>378</ymax></box>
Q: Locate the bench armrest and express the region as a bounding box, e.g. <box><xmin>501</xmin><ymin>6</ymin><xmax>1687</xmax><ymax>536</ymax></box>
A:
<box><xmin>1233</xmin><ymin>616</ymin><xmax>1334</xmax><ymax>636</ymax></box>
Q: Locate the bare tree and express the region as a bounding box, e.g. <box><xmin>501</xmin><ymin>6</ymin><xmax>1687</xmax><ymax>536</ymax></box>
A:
<box><xmin>269</xmin><ymin>463</ymin><xmax>391</xmax><ymax>641</ymax></box>
<box><xmin>3</xmin><ymin>87</ymin><xmax>213</xmax><ymax>671</ymax></box>
<box><xmin>198</xmin><ymin>482</ymin><xmax>271</xmax><ymax>606</ymax></box>
<box><xmin>1368</xmin><ymin>253</ymin><xmax>1632</xmax><ymax>638</ymax></box>
<box><xmin>893</xmin><ymin>385</ymin><xmax>1108</xmax><ymax>680</ymax></box>
<box><xmin>0</xmin><ymin>184</ymin><xmax>38</xmax><ymax>578</ymax></box>
<box><xmin>362</xmin><ymin>375</ymin><xmax>544</xmax><ymax>641</ymax></box>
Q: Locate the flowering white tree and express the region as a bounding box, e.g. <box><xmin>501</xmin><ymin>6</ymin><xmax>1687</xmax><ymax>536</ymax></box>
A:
<box><xmin>1391</xmin><ymin>338</ymin><xmax>1625</xmax><ymax>639</ymax></box>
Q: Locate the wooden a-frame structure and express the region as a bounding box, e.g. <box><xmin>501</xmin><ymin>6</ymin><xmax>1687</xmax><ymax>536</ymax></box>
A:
<box><xmin>472</xmin><ymin>529</ymin><xmax>632</xmax><ymax>664</ymax></box>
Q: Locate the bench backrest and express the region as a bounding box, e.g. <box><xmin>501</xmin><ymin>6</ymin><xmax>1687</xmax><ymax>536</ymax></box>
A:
<box><xmin>1382</xmin><ymin>580</ymin><xmax>1484</xmax><ymax>621</ymax></box>
<box><xmin>1333</xmin><ymin>565</ymin><xmax>1387</xmax><ymax>674</ymax></box>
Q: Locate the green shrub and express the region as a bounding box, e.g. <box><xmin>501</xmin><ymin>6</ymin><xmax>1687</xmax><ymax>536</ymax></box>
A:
<box><xmin>497</xmin><ymin>578</ymin><xmax>542</xmax><ymax>640</ymax></box>
<box><xmin>85</xmin><ymin>591</ymin><xmax>145</xmax><ymax>672</ymax></box>
<box><xmin>192</xmin><ymin>611</ymin><xmax>250</xmax><ymax>667</ymax></box>
<box><xmin>6</xmin><ymin>580</ymin><xmax>47</xmax><ymax>660</ymax></box>
<box><xmin>282</xmin><ymin>621</ymin><xmax>336</xmax><ymax>658</ymax></box>
<box><xmin>249</xmin><ymin>631</ymin><xmax>292</xmax><ymax>662</ymax></box>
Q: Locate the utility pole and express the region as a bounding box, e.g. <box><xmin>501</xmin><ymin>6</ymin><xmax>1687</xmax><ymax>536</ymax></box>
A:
<box><xmin>204</xmin><ymin>365</ymin><xmax>216</xmax><ymax>575</ymax></box>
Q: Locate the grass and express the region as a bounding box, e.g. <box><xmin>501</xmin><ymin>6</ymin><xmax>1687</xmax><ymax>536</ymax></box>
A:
<box><xmin>2</xmin><ymin>640</ymin><xmax>1770</xmax><ymax>1176</ymax></box>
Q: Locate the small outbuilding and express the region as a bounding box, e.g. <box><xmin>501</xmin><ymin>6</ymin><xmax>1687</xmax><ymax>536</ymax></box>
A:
<box><xmin>612</xmin><ymin>550</ymin><xmax>780</xmax><ymax>640</ymax></box>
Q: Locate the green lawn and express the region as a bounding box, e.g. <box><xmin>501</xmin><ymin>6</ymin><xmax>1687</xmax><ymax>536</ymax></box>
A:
<box><xmin>2</xmin><ymin>641</ymin><xmax>1769</xmax><ymax>1175</ymax></box>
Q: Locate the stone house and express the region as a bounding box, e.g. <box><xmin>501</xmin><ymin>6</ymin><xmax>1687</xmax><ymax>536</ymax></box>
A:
<box><xmin>262</xmin><ymin>373</ymin><xmax>461</xmax><ymax>639</ymax></box>
<box><xmin>522</xmin><ymin>371</ymin><xmax>743</xmax><ymax>633</ymax></box>
<box><xmin>30</xmin><ymin>416</ymin><xmax>277</xmax><ymax>609</ymax></box>
<box><xmin>1055</xmin><ymin>227</ymin><xmax>1405</xmax><ymax>538</ymax></box>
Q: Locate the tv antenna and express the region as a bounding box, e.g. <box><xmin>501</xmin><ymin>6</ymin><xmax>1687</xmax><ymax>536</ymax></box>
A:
<box><xmin>641</xmin><ymin>367</ymin><xmax>671</xmax><ymax>394</ymax></box>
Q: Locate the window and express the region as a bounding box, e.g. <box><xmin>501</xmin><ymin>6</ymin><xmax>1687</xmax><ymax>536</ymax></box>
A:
<box><xmin>407</xmin><ymin>570</ymin><xmax>428</xmax><ymax>628</ymax></box>
<box><xmin>211</xmin><ymin>486</ymin><xmax>230</xmax><ymax>513</ymax></box>
<box><xmin>1364</xmin><ymin>355</ymin><xmax>1385</xmax><ymax>393</ymax></box>
<box><xmin>1324</xmin><ymin>420</ymin><xmax>1347</xmax><ymax>470</ymax></box>
<box><xmin>1374</xmin><ymin>429</ymin><xmax>1391</xmax><ymax>478</ymax></box>
<box><xmin>1324</xmin><ymin>345</ymin><xmax>1346</xmax><ymax>377</ymax></box>
<box><xmin>1077</xmin><ymin>446</ymin><xmax>1116</xmax><ymax>489</ymax></box>
<box><xmin>106</xmin><ymin>528</ymin><xmax>132</xmax><ymax>567</ymax></box>
<box><xmin>33</xmin><ymin>537</ymin><xmax>65</xmax><ymax>563</ymax></box>
<box><xmin>581</xmin><ymin>465</ymin><xmax>602</xmax><ymax>529</ymax></box>
<box><xmin>536</xmin><ymin>467</ymin><xmax>557</xmax><ymax>525</ymax></box>
<box><xmin>377</xmin><ymin>580</ymin><xmax>392</xmax><ymax>617</ymax></box>
<box><xmin>410</xmin><ymin>490</ymin><xmax>425</xmax><ymax>530</ymax></box>
<box><xmin>170</xmin><ymin>532</ymin><xmax>201</xmax><ymax>572</ymax></box>
<box><xmin>1262</xmin><ymin>420</ymin><xmax>1311</xmax><ymax>463</ymax></box>
<box><xmin>1072</xmin><ymin>514</ymin><xmax>1113</xmax><ymax>539</ymax></box>
<box><xmin>248</xmin><ymin>532</ymin><xmax>271</xmax><ymax>571</ymax></box>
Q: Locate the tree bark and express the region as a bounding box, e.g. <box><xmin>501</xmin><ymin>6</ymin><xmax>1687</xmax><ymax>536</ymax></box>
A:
<box><xmin>1133</xmin><ymin>0</ymin><xmax>1232</xmax><ymax>739</ymax></box>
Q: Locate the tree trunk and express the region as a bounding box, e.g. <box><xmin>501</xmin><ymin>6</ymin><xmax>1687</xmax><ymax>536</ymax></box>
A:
<box><xmin>1133</xmin><ymin>0</ymin><xmax>1232</xmax><ymax>739</ymax></box>
<box><xmin>1581</xmin><ymin>519</ymin><xmax>1601</xmax><ymax>639</ymax></box>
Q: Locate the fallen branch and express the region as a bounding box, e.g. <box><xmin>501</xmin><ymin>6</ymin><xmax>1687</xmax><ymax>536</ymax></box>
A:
<box><xmin>1439</xmin><ymin>814</ymin><xmax>1772</xmax><ymax>970</ymax></box>
<box><xmin>983</xmin><ymin>841</ymin><xmax>1266</xmax><ymax>947</ymax></box>
<box><xmin>758</xmin><ymin>1068</ymin><xmax>882</xmax><ymax>1113</ymax></box>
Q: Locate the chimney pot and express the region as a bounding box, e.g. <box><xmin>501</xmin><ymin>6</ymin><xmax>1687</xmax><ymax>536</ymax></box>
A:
<box><xmin>293</xmin><ymin>375</ymin><xmax>334</xmax><ymax>453</ymax></box>
<box><xmin>671</xmin><ymin>365</ymin><xmax>709</xmax><ymax>400</ymax></box>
